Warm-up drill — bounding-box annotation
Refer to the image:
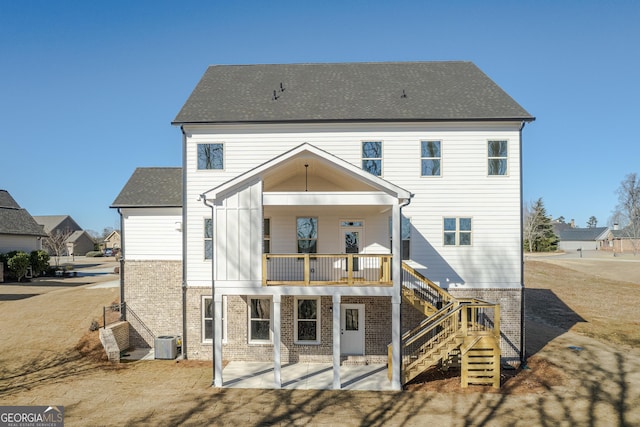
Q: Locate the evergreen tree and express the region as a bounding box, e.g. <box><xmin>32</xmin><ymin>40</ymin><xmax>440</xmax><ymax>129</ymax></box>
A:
<box><xmin>523</xmin><ymin>198</ymin><xmax>559</xmax><ymax>252</ymax></box>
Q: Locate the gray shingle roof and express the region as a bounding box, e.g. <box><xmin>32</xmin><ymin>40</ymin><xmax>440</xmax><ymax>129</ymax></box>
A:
<box><xmin>0</xmin><ymin>190</ymin><xmax>48</xmax><ymax>237</ymax></box>
<box><xmin>173</xmin><ymin>62</ymin><xmax>534</xmax><ymax>124</ymax></box>
<box><xmin>554</xmin><ymin>224</ymin><xmax>609</xmax><ymax>241</ymax></box>
<box><xmin>111</xmin><ymin>167</ymin><xmax>182</xmax><ymax>208</ymax></box>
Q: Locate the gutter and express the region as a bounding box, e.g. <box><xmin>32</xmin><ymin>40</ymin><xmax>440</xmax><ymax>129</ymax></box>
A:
<box><xmin>200</xmin><ymin>192</ymin><xmax>216</xmax><ymax>386</ymax></box>
<box><xmin>180</xmin><ymin>126</ymin><xmax>188</xmax><ymax>359</ymax></box>
<box><xmin>117</xmin><ymin>208</ymin><xmax>125</xmax><ymax>321</ymax></box>
<box><xmin>519</xmin><ymin>120</ymin><xmax>527</xmax><ymax>366</ymax></box>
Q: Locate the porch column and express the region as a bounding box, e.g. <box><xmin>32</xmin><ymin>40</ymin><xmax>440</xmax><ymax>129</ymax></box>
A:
<box><xmin>332</xmin><ymin>294</ymin><xmax>341</xmax><ymax>389</ymax></box>
<box><xmin>273</xmin><ymin>294</ymin><xmax>282</xmax><ymax>388</ymax></box>
<box><xmin>214</xmin><ymin>294</ymin><xmax>224</xmax><ymax>387</ymax></box>
<box><xmin>391</xmin><ymin>202</ymin><xmax>402</xmax><ymax>390</ymax></box>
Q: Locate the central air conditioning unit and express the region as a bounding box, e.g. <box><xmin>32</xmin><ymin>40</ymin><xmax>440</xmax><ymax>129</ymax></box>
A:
<box><xmin>154</xmin><ymin>335</ymin><xmax>177</xmax><ymax>359</ymax></box>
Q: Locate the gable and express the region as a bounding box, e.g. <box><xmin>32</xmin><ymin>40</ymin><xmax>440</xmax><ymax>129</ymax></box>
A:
<box><xmin>173</xmin><ymin>62</ymin><xmax>534</xmax><ymax>125</ymax></box>
<box><xmin>112</xmin><ymin>167</ymin><xmax>182</xmax><ymax>208</ymax></box>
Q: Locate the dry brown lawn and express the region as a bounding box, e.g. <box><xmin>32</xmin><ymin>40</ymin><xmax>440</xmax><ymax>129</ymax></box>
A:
<box><xmin>1</xmin><ymin>255</ymin><xmax>639</xmax><ymax>426</ymax></box>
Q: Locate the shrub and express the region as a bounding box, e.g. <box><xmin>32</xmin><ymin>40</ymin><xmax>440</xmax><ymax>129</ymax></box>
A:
<box><xmin>30</xmin><ymin>250</ymin><xmax>50</xmax><ymax>277</ymax></box>
<box><xmin>85</xmin><ymin>251</ymin><xmax>104</xmax><ymax>257</ymax></box>
<box><xmin>7</xmin><ymin>252</ymin><xmax>30</xmax><ymax>282</ymax></box>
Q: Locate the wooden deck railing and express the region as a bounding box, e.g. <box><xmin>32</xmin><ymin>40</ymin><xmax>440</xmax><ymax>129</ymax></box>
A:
<box><xmin>262</xmin><ymin>254</ymin><xmax>393</xmax><ymax>286</ymax></box>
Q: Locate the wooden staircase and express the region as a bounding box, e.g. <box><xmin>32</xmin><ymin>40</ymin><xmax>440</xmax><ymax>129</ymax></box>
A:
<box><xmin>390</xmin><ymin>263</ymin><xmax>501</xmax><ymax>388</ymax></box>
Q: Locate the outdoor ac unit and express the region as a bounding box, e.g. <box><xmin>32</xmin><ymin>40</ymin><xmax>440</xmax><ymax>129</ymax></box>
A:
<box><xmin>154</xmin><ymin>336</ymin><xmax>177</xmax><ymax>360</ymax></box>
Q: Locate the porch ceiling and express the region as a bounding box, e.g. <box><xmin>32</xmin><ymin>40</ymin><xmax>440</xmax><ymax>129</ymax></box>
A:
<box><xmin>264</xmin><ymin>204</ymin><xmax>388</xmax><ymax>216</ymax></box>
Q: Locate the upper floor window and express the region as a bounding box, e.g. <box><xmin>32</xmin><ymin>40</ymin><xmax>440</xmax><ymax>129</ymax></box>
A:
<box><xmin>198</xmin><ymin>143</ymin><xmax>224</xmax><ymax>170</ymax></box>
<box><xmin>389</xmin><ymin>216</ymin><xmax>411</xmax><ymax>260</ymax></box>
<box><xmin>488</xmin><ymin>141</ymin><xmax>507</xmax><ymax>175</ymax></box>
<box><xmin>443</xmin><ymin>217</ymin><xmax>472</xmax><ymax>246</ymax></box>
<box><xmin>204</xmin><ymin>218</ymin><xmax>213</xmax><ymax>260</ymax></box>
<box><xmin>297</xmin><ymin>217</ymin><xmax>318</xmax><ymax>253</ymax></box>
<box><xmin>362</xmin><ymin>141</ymin><xmax>382</xmax><ymax>176</ymax></box>
<box><xmin>421</xmin><ymin>141</ymin><xmax>441</xmax><ymax>176</ymax></box>
<box><xmin>263</xmin><ymin>218</ymin><xmax>271</xmax><ymax>253</ymax></box>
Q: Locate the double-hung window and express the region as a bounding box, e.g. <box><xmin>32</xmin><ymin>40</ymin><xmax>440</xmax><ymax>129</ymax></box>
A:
<box><xmin>389</xmin><ymin>216</ymin><xmax>411</xmax><ymax>260</ymax></box>
<box><xmin>204</xmin><ymin>218</ymin><xmax>213</xmax><ymax>260</ymax></box>
<box><xmin>421</xmin><ymin>141</ymin><xmax>441</xmax><ymax>176</ymax></box>
<box><xmin>443</xmin><ymin>217</ymin><xmax>472</xmax><ymax>246</ymax></box>
<box><xmin>488</xmin><ymin>140</ymin><xmax>508</xmax><ymax>176</ymax></box>
<box><xmin>362</xmin><ymin>141</ymin><xmax>382</xmax><ymax>176</ymax></box>
<box><xmin>197</xmin><ymin>143</ymin><xmax>224</xmax><ymax>170</ymax></box>
<box><xmin>248</xmin><ymin>297</ymin><xmax>272</xmax><ymax>343</ymax></box>
<box><xmin>202</xmin><ymin>296</ymin><xmax>226</xmax><ymax>343</ymax></box>
<box><xmin>294</xmin><ymin>297</ymin><xmax>320</xmax><ymax>344</ymax></box>
<box><xmin>297</xmin><ymin>217</ymin><xmax>318</xmax><ymax>253</ymax></box>
<box><xmin>263</xmin><ymin>218</ymin><xmax>271</xmax><ymax>253</ymax></box>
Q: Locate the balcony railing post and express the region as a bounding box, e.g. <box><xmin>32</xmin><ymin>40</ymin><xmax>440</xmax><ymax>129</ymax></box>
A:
<box><xmin>304</xmin><ymin>254</ymin><xmax>310</xmax><ymax>285</ymax></box>
<box><xmin>347</xmin><ymin>254</ymin><xmax>353</xmax><ymax>285</ymax></box>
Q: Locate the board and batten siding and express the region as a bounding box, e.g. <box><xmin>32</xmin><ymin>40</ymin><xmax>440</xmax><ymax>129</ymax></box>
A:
<box><xmin>183</xmin><ymin>122</ymin><xmax>523</xmax><ymax>289</ymax></box>
<box><xmin>121</xmin><ymin>208</ymin><xmax>182</xmax><ymax>261</ymax></box>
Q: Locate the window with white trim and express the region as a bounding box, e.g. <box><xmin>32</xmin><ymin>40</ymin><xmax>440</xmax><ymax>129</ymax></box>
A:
<box><xmin>297</xmin><ymin>217</ymin><xmax>318</xmax><ymax>253</ymax></box>
<box><xmin>204</xmin><ymin>218</ymin><xmax>213</xmax><ymax>260</ymax></box>
<box><xmin>294</xmin><ymin>297</ymin><xmax>320</xmax><ymax>344</ymax></box>
<box><xmin>421</xmin><ymin>141</ymin><xmax>441</xmax><ymax>176</ymax></box>
<box><xmin>248</xmin><ymin>297</ymin><xmax>272</xmax><ymax>343</ymax></box>
<box><xmin>202</xmin><ymin>296</ymin><xmax>226</xmax><ymax>343</ymax></box>
<box><xmin>389</xmin><ymin>216</ymin><xmax>411</xmax><ymax>260</ymax></box>
<box><xmin>443</xmin><ymin>217</ymin><xmax>472</xmax><ymax>246</ymax></box>
<box><xmin>488</xmin><ymin>140</ymin><xmax>508</xmax><ymax>175</ymax></box>
<box><xmin>197</xmin><ymin>143</ymin><xmax>224</xmax><ymax>170</ymax></box>
<box><xmin>263</xmin><ymin>218</ymin><xmax>271</xmax><ymax>253</ymax></box>
<box><xmin>362</xmin><ymin>141</ymin><xmax>382</xmax><ymax>176</ymax></box>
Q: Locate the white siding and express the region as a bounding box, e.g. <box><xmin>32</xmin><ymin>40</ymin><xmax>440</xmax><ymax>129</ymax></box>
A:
<box><xmin>121</xmin><ymin>208</ymin><xmax>182</xmax><ymax>261</ymax></box>
<box><xmin>183</xmin><ymin>121</ymin><xmax>523</xmax><ymax>289</ymax></box>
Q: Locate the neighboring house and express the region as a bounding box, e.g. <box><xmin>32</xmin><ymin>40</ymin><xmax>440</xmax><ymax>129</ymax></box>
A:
<box><xmin>0</xmin><ymin>190</ymin><xmax>48</xmax><ymax>253</ymax></box>
<box><xmin>553</xmin><ymin>222</ymin><xmax>610</xmax><ymax>251</ymax></box>
<box><xmin>113</xmin><ymin>61</ymin><xmax>534</xmax><ymax>390</ymax></box>
<box><xmin>103</xmin><ymin>230</ymin><xmax>121</xmax><ymax>251</ymax></box>
<box><xmin>603</xmin><ymin>225</ymin><xmax>640</xmax><ymax>254</ymax></box>
<box><xmin>33</xmin><ymin>215</ymin><xmax>93</xmax><ymax>256</ymax></box>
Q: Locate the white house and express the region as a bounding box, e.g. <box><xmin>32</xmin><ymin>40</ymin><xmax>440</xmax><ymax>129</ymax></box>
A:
<box><xmin>0</xmin><ymin>190</ymin><xmax>47</xmax><ymax>254</ymax></box>
<box><xmin>113</xmin><ymin>61</ymin><xmax>534</xmax><ymax>390</ymax></box>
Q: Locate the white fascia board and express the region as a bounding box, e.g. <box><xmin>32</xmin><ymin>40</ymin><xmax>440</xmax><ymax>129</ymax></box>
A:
<box><xmin>202</xmin><ymin>143</ymin><xmax>412</xmax><ymax>201</ymax></box>
<box><xmin>263</xmin><ymin>191</ymin><xmax>397</xmax><ymax>206</ymax></box>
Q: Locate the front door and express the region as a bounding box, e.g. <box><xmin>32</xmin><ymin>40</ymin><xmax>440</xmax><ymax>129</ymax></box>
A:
<box><xmin>340</xmin><ymin>304</ymin><xmax>365</xmax><ymax>355</ymax></box>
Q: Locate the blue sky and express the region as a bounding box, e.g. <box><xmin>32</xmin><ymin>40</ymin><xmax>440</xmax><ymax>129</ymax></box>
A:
<box><xmin>1</xmin><ymin>1</ymin><xmax>638</xmax><ymax>233</ymax></box>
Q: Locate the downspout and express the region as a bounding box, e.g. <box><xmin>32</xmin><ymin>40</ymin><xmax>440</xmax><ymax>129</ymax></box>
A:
<box><xmin>519</xmin><ymin>120</ymin><xmax>527</xmax><ymax>366</ymax></box>
<box><xmin>397</xmin><ymin>194</ymin><xmax>413</xmax><ymax>387</ymax></box>
<box><xmin>117</xmin><ymin>208</ymin><xmax>125</xmax><ymax>321</ymax></box>
<box><xmin>180</xmin><ymin>126</ymin><xmax>188</xmax><ymax>359</ymax></box>
<box><xmin>200</xmin><ymin>193</ymin><xmax>216</xmax><ymax>386</ymax></box>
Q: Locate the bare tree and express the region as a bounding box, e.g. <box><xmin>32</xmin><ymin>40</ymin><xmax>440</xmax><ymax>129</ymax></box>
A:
<box><xmin>44</xmin><ymin>228</ymin><xmax>74</xmax><ymax>266</ymax></box>
<box><xmin>613</xmin><ymin>173</ymin><xmax>640</xmax><ymax>255</ymax></box>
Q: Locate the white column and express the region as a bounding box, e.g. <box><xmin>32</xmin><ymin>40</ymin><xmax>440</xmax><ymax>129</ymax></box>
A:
<box><xmin>391</xmin><ymin>203</ymin><xmax>402</xmax><ymax>390</ymax></box>
<box><xmin>214</xmin><ymin>294</ymin><xmax>224</xmax><ymax>387</ymax></box>
<box><xmin>273</xmin><ymin>295</ymin><xmax>282</xmax><ymax>388</ymax></box>
<box><xmin>332</xmin><ymin>294</ymin><xmax>341</xmax><ymax>390</ymax></box>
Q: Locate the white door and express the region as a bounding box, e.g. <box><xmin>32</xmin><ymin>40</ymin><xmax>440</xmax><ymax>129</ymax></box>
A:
<box><xmin>340</xmin><ymin>304</ymin><xmax>365</xmax><ymax>355</ymax></box>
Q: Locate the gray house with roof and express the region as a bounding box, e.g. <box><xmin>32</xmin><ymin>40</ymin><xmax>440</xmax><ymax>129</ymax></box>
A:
<box><xmin>553</xmin><ymin>223</ymin><xmax>610</xmax><ymax>251</ymax></box>
<box><xmin>0</xmin><ymin>190</ymin><xmax>48</xmax><ymax>254</ymax></box>
<box><xmin>114</xmin><ymin>61</ymin><xmax>534</xmax><ymax>390</ymax></box>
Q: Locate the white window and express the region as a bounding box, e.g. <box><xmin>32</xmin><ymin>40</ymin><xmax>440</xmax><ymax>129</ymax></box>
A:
<box><xmin>248</xmin><ymin>297</ymin><xmax>272</xmax><ymax>343</ymax></box>
<box><xmin>389</xmin><ymin>216</ymin><xmax>411</xmax><ymax>260</ymax></box>
<box><xmin>297</xmin><ymin>217</ymin><xmax>318</xmax><ymax>253</ymax></box>
<box><xmin>204</xmin><ymin>218</ymin><xmax>213</xmax><ymax>260</ymax></box>
<box><xmin>362</xmin><ymin>141</ymin><xmax>382</xmax><ymax>176</ymax></box>
<box><xmin>263</xmin><ymin>218</ymin><xmax>271</xmax><ymax>253</ymax></box>
<box><xmin>202</xmin><ymin>296</ymin><xmax>226</xmax><ymax>343</ymax></box>
<box><xmin>443</xmin><ymin>217</ymin><xmax>472</xmax><ymax>246</ymax></box>
<box><xmin>294</xmin><ymin>297</ymin><xmax>321</xmax><ymax>344</ymax></box>
<box><xmin>421</xmin><ymin>141</ymin><xmax>441</xmax><ymax>176</ymax></box>
<box><xmin>488</xmin><ymin>140</ymin><xmax>508</xmax><ymax>176</ymax></box>
<box><xmin>197</xmin><ymin>143</ymin><xmax>224</xmax><ymax>170</ymax></box>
